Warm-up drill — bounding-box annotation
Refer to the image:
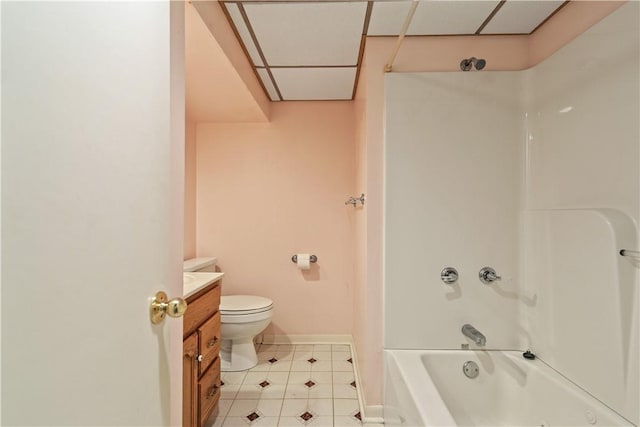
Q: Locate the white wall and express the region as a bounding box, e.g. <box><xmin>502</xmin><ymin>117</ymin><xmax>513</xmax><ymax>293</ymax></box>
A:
<box><xmin>384</xmin><ymin>72</ymin><xmax>525</xmax><ymax>350</ymax></box>
<box><xmin>2</xmin><ymin>2</ymin><xmax>185</xmax><ymax>425</ymax></box>
<box><xmin>523</xmin><ymin>3</ymin><xmax>639</xmax><ymax>423</ymax></box>
<box><xmin>383</xmin><ymin>3</ymin><xmax>639</xmax><ymax>424</ymax></box>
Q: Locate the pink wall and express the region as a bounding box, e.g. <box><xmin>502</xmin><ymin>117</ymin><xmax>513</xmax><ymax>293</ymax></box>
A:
<box><xmin>184</xmin><ymin>120</ymin><xmax>197</xmax><ymax>260</ymax></box>
<box><xmin>195</xmin><ymin>102</ymin><xmax>357</xmax><ymax>336</ymax></box>
<box><xmin>183</xmin><ymin>0</ymin><xmax>623</xmax><ymax>411</ymax></box>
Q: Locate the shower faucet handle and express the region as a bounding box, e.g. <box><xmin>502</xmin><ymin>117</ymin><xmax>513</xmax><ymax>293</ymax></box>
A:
<box><xmin>479</xmin><ymin>267</ymin><xmax>501</xmax><ymax>284</ymax></box>
<box><xmin>441</xmin><ymin>267</ymin><xmax>459</xmax><ymax>285</ymax></box>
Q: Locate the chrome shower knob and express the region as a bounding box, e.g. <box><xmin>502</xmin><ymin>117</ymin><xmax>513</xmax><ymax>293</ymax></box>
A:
<box><xmin>441</xmin><ymin>267</ymin><xmax>459</xmax><ymax>285</ymax></box>
<box><xmin>479</xmin><ymin>267</ymin><xmax>501</xmax><ymax>284</ymax></box>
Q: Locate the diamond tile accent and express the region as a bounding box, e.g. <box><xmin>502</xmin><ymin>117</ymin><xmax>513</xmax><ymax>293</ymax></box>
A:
<box><xmin>300</xmin><ymin>411</ymin><xmax>314</xmax><ymax>421</ymax></box>
<box><xmin>304</xmin><ymin>380</ymin><xmax>316</xmax><ymax>388</ymax></box>
<box><xmin>347</xmin><ymin>357</ymin><xmax>353</xmax><ymax>363</ymax></box>
<box><xmin>259</xmin><ymin>380</ymin><xmax>270</xmax><ymax>388</ymax></box>
<box><xmin>307</xmin><ymin>358</ymin><xmax>317</xmax><ymax>364</ymax></box>
<box><xmin>350</xmin><ymin>380</ymin><xmax>357</xmax><ymax>389</ymax></box>
<box><xmin>220</xmin><ymin>380</ymin><xmax>225</xmax><ymax>386</ymax></box>
<box><xmin>354</xmin><ymin>411</ymin><xmax>362</xmax><ymax>421</ymax></box>
<box><xmin>268</xmin><ymin>357</ymin><xmax>278</xmax><ymax>364</ymax></box>
<box><xmin>246</xmin><ymin>411</ymin><xmax>260</xmax><ymax>422</ymax></box>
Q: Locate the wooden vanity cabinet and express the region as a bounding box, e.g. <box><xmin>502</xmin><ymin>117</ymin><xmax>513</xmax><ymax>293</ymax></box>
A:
<box><xmin>183</xmin><ymin>282</ymin><xmax>221</xmax><ymax>427</ymax></box>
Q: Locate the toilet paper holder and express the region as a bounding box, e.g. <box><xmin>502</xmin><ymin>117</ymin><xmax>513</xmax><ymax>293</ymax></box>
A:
<box><xmin>291</xmin><ymin>254</ymin><xmax>318</xmax><ymax>264</ymax></box>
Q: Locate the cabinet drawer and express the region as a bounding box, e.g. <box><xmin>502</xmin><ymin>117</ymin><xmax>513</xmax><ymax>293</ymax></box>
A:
<box><xmin>198</xmin><ymin>311</ymin><xmax>221</xmax><ymax>376</ymax></box>
<box><xmin>199</xmin><ymin>357</ymin><xmax>221</xmax><ymax>426</ymax></box>
<box><xmin>184</xmin><ymin>284</ymin><xmax>220</xmax><ymax>338</ymax></box>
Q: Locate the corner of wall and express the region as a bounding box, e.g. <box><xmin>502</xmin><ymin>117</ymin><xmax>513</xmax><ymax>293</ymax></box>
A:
<box><xmin>528</xmin><ymin>0</ymin><xmax>627</xmax><ymax>68</ymax></box>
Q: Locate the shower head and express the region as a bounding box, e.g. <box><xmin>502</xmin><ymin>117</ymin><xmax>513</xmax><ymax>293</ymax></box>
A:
<box><xmin>460</xmin><ymin>57</ymin><xmax>486</xmax><ymax>71</ymax></box>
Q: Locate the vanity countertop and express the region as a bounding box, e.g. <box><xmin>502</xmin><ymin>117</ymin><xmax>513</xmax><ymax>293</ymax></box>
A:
<box><xmin>183</xmin><ymin>272</ymin><xmax>224</xmax><ymax>299</ymax></box>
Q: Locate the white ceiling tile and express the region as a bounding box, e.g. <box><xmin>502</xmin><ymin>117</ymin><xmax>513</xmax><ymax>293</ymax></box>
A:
<box><xmin>244</xmin><ymin>2</ymin><xmax>367</xmax><ymax>66</ymax></box>
<box><xmin>257</xmin><ymin>68</ymin><xmax>280</xmax><ymax>101</ymax></box>
<box><xmin>368</xmin><ymin>2</ymin><xmax>414</xmax><ymax>36</ymax></box>
<box><xmin>271</xmin><ymin>68</ymin><xmax>356</xmax><ymax>100</ymax></box>
<box><xmin>226</xmin><ymin>3</ymin><xmax>263</xmax><ymax>67</ymax></box>
<box><xmin>482</xmin><ymin>0</ymin><xmax>565</xmax><ymax>34</ymax></box>
<box><xmin>408</xmin><ymin>1</ymin><xmax>501</xmax><ymax>35</ymax></box>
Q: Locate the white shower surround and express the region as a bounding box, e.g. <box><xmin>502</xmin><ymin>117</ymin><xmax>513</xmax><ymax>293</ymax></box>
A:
<box><xmin>383</xmin><ymin>2</ymin><xmax>639</xmax><ymax>425</ymax></box>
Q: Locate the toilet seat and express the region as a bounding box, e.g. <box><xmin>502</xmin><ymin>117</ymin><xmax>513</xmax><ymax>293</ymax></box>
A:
<box><xmin>220</xmin><ymin>295</ymin><xmax>273</xmax><ymax>320</ymax></box>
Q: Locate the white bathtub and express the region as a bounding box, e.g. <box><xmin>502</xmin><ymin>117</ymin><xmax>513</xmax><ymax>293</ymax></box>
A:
<box><xmin>384</xmin><ymin>350</ymin><xmax>634</xmax><ymax>427</ymax></box>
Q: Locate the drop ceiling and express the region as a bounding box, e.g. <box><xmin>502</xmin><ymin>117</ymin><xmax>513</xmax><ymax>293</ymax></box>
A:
<box><xmin>221</xmin><ymin>0</ymin><xmax>568</xmax><ymax>101</ymax></box>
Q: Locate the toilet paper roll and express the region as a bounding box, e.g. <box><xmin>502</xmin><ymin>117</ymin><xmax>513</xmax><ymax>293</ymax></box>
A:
<box><xmin>296</xmin><ymin>253</ymin><xmax>311</xmax><ymax>270</ymax></box>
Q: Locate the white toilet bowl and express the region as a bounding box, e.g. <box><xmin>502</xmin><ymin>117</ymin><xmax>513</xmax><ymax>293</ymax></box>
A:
<box><xmin>219</xmin><ymin>295</ymin><xmax>273</xmax><ymax>372</ymax></box>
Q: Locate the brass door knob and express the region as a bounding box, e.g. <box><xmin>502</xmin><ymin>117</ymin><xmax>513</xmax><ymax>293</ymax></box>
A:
<box><xmin>150</xmin><ymin>291</ymin><xmax>188</xmax><ymax>324</ymax></box>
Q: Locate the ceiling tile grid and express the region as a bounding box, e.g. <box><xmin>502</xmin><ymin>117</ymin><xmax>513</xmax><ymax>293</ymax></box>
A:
<box><xmin>221</xmin><ymin>0</ymin><xmax>569</xmax><ymax>101</ymax></box>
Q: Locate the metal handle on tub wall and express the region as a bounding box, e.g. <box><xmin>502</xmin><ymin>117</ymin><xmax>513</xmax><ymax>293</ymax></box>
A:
<box><xmin>620</xmin><ymin>249</ymin><xmax>640</xmax><ymax>258</ymax></box>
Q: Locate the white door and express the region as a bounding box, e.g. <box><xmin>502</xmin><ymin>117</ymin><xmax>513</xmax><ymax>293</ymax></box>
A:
<box><xmin>1</xmin><ymin>2</ymin><xmax>185</xmax><ymax>425</ymax></box>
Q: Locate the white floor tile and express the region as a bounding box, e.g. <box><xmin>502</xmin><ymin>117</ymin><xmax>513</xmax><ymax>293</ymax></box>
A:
<box><xmin>245</xmin><ymin>371</ymin><xmax>289</xmax><ymax>385</ymax></box>
<box><xmin>311</xmin><ymin>351</ymin><xmax>332</xmax><ymax>361</ymax></box>
<box><xmin>334</xmin><ymin>415</ymin><xmax>362</xmax><ymax>426</ymax></box>
<box><xmin>292</xmin><ymin>351</ymin><xmax>314</xmax><ymax>361</ymax></box>
<box><xmin>250</xmin><ymin>361</ymin><xmax>272</xmax><ymax>372</ymax></box>
<box><xmin>307</xmin><ymin>415</ymin><xmax>333</xmax><ymax>427</ymax></box>
<box><xmin>221</xmin><ymin>383</ymin><xmax>241</xmax><ymax>400</ymax></box>
<box><xmin>217</xmin><ymin>399</ymin><xmax>234</xmax><ymax>418</ymax></box>
<box><xmin>277</xmin><ymin>416</ymin><xmax>305</xmax><ymax>426</ymax></box>
<box><xmin>228</xmin><ymin>398</ymin><xmax>283</xmax><ymax>417</ymax></box>
<box><xmin>235</xmin><ymin>384</ymin><xmax>262</xmax><ymax>400</ymax></box>
<box><xmin>215</xmin><ymin>341</ymin><xmax>362</xmax><ymax>427</ymax></box>
<box><xmin>260</xmin><ymin>384</ymin><xmax>287</xmax><ymax>399</ymax></box>
<box><xmin>308</xmin><ymin>383</ymin><xmax>333</xmax><ymax>399</ymax></box>
<box><xmin>294</xmin><ymin>344</ymin><xmax>314</xmax><ymax>352</ymax></box>
<box><xmin>310</xmin><ymin>361</ymin><xmax>333</xmax><ymax>372</ymax></box>
<box><xmin>291</xmin><ymin>361</ymin><xmax>313</xmax><ymax>372</ymax></box>
<box><xmin>284</xmin><ymin>384</ymin><xmax>309</xmax><ymax>399</ymax></box>
<box><xmin>331</xmin><ymin>352</ymin><xmax>350</xmax><ymax>362</ymax></box>
<box><xmin>333</xmin><ymin>399</ymin><xmax>359</xmax><ymax>416</ymax></box>
<box><xmin>307</xmin><ymin>399</ymin><xmax>333</xmax><ymax>416</ymax></box>
<box><xmin>333</xmin><ymin>384</ymin><xmax>357</xmax><ymax>399</ymax></box>
<box><xmin>222</xmin><ymin>371</ymin><xmax>248</xmax><ymax>385</ymax></box>
<box><xmin>270</xmin><ymin>360</ymin><xmax>293</xmax><ymax>372</ymax></box>
<box><xmin>280</xmin><ymin>398</ymin><xmax>308</xmax><ymax>416</ymax></box>
<box><xmin>332</xmin><ymin>372</ymin><xmax>353</xmax><ymax>383</ymax></box>
<box><xmin>309</xmin><ymin>371</ymin><xmax>333</xmax><ymax>383</ymax></box>
<box><xmin>332</xmin><ymin>361</ymin><xmax>353</xmax><ymax>372</ymax></box>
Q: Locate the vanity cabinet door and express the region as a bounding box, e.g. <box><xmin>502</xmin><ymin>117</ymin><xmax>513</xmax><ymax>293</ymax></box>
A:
<box><xmin>198</xmin><ymin>311</ymin><xmax>221</xmax><ymax>376</ymax></box>
<box><xmin>199</xmin><ymin>357</ymin><xmax>221</xmax><ymax>427</ymax></box>
<box><xmin>183</xmin><ymin>333</ymin><xmax>198</xmax><ymax>427</ymax></box>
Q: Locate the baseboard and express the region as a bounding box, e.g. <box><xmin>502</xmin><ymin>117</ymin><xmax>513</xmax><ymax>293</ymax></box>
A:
<box><xmin>260</xmin><ymin>334</ymin><xmax>352</xmax><ymax>344</ymax></box>
<box><xmin>362</xmin><ymin>405</ymin><xmax>384</xmax><ymax>426</ymax></box>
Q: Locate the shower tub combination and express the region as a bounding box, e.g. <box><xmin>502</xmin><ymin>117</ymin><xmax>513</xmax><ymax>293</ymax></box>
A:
<box><xmin>383</xmin><ymin>350</ymin><xmax>633</xmax><ymax>427</ymax></box>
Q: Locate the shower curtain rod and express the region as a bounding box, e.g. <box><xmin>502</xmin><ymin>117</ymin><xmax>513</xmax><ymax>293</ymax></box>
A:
<box><xmin>384</xmin><ymin>0</ymin><xmax>419</xmax><ymax>73</ymax></box>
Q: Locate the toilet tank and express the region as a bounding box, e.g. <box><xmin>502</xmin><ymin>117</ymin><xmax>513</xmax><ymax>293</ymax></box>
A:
<box><xmin>183</xmin><ymin>257</ymin><xmax>217</xmax><ymax>272</ymax></box>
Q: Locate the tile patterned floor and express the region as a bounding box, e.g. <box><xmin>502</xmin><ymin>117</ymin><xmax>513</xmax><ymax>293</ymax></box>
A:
<box><xmin>207</xmin><ymin>344</ymin><xmax>362</xmax><ymax>427</ymax></box>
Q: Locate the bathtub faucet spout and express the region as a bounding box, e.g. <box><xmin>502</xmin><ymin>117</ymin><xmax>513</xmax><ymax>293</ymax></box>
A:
<box><xmin>462</xmin><ymin>324</ymin><xmax>486</xmax><ymax>346</ymax></box>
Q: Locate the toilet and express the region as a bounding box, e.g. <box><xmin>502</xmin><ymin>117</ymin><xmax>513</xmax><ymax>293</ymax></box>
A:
<box><xmin>183</xmin><ymin>258</ymin><xmax>273</xmax><ymax>372</ymax></box>
<box><xmin>219</xmin><ymin>295</ymin><xmax>273</xmax><ymax>371</ymax></box>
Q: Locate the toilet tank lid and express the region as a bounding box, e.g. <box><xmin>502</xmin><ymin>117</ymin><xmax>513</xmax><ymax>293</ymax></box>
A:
<box><xmin>183</xmin><ymin>257</ymin><xmax>217</xmax><ymax>272</ymax></box>
<box><xmin>220</xmin><ymin>295</ymin><xmax>273</xmax><ymax>311</ymax></box>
